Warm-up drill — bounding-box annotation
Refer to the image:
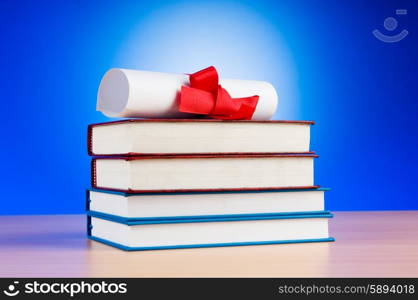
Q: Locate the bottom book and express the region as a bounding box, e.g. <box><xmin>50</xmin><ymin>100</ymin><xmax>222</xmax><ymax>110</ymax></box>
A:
<box><xmin>87</xmin><ymin>213</ymin><xmax>334</xmax><ymax>251</ymax></box>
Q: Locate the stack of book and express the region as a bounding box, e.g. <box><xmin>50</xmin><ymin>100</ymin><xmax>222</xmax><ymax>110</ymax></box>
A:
<box><xmin>86</xmin><ymin>119</ymin><xmax>334</xmax><ymax>250</ymax></box>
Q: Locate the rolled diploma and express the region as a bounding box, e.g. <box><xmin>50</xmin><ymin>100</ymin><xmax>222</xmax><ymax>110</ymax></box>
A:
<box><xmin>97</xmin><ymin>68</ymin><xmax>278</xmax><ymax>120</ymax></box>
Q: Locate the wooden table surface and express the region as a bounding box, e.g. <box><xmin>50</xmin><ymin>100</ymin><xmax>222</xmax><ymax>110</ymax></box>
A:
<box><xmin>0</xmin><ymin>211</ymin><xmax>417</xmax><ymax>277</ymax></box>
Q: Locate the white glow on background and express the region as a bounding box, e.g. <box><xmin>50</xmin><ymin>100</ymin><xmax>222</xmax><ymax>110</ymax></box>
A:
<box><xmin>114</xmin><ymin>1</ymin><xmax>299</xmax><ymax>119</ymax></box>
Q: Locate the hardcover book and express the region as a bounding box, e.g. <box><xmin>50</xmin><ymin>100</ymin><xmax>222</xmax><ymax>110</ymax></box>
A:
<box><xmin>88</xmin><ymin>119</ymin><xmax>313</xmax><ymax>156</ymax></box>
<box><xmin>87</xmin><ymin>188</ymin><xmax>329</xmax><ymax>220</ymax></box>
<box><xmin>91</xmin><ymin>153</ymin><xmax>319</xmax><ymax>193</ymax></box>
<box><xmin>87</xmin><ymin>213</ymin><xmax>334</xmax><ymax>251</ymax></box>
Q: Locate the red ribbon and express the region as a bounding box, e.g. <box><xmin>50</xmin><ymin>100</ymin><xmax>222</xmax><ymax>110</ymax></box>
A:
<box><xmin>179</xmin><ymin>66</ymin><xmax>259</xmax><ymax>120</ymax></box>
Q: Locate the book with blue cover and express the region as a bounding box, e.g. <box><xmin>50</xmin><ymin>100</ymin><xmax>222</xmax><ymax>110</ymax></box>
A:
<box><xmin>87</xmin><ymin>212</ymin><xmax>334</xmax><ymax>251</ymax></box>
<box><xmin>87</xmin><ymin>188</ymin><xmax>330</xmax><ymax>221</ymax></box>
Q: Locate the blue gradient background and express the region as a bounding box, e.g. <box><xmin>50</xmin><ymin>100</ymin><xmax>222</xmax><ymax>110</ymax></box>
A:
<box><xmin>1</xmin><ymin>0</ymin><xmax>417</xmax><ymax>214</ymax></box>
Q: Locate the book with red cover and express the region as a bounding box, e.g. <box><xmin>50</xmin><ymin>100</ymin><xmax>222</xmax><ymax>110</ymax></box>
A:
<box><xmin>91</xmin><ymin>153</ymin><xmax>319</xmax><ymax>194</ymax></box>
<box><xmin>88</xmin><ymin>119</ymin><xmax>314</xmax><ymax>156</ymax></box>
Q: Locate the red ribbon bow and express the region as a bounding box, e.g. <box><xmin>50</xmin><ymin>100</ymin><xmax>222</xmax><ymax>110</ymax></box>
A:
<box><xmin>179</xmin><ymin>66</ymin><xmax>259</xmax><ymax>120</ymax></box>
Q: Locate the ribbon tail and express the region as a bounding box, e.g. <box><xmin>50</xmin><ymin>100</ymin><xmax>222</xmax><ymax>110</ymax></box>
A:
<box><xmin>210</xmin><ymin>86</ymin><xmax>241</xmax><ymax>116</ymax></box>
<box><xmin>178</xmin><ymin>85</ymin><xmax>215</xmax><ymax>115</ymax></box>
<box><xmin>212</xmin><ymin>96</ymin><xmax>259</xmax><ymax>120</ymax></box>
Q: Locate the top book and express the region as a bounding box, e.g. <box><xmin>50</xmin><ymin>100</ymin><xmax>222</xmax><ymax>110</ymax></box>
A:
<box><xmin>88</xmin><ymin>119</ymin><xmax>313</xmax><ymax>156</ymax></box>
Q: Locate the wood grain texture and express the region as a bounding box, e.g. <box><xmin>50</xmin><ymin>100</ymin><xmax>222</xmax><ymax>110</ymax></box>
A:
<box><xmin>0</xmin><ymin>211</ymin><xmax>417</xmax><ymax>277</ymax></box>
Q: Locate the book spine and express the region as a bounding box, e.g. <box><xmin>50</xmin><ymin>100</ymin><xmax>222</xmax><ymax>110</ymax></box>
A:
<box><xmin>86</xmin><ymin>215</ymin><xmax>92</xmax><ymax>237</ymax></box>
<box><xmin>85</xmin><ymin>190</ymin><xmax>91</xmax><ymax>211</ymax></box>
<box><xmin>87</xmin><ymin>124</ymin><xmax>94</xmax><ymax>156</ymax></box>
<box><xmin>91</xmin><ymin>159</ymin><xmax>97</xmax><ymax>189</ymax></box>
